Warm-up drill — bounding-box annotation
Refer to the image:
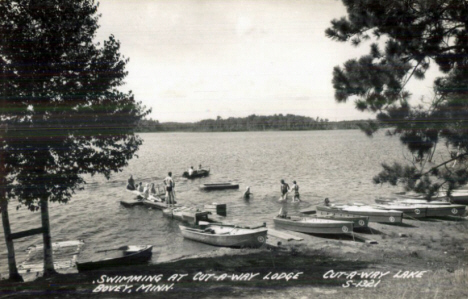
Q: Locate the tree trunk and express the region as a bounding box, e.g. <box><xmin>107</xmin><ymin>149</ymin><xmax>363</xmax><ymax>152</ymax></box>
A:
<box><xmin>0</xmin><ymin>122</ymin><xmax>23</xmax><ymax>282</ymax></box>
<box><xmin>0</xmin><ymin>200</ymin><xmax>23</xmax><ymax>282</ymax></box>
<box><xmin>40</xmin><ymin>196</ymin><xmax>57</xmax><ymax>276</ymax></box>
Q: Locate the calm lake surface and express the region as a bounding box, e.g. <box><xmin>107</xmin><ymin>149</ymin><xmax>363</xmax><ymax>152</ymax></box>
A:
<box><xmin>0</xmin><ymin>130</ymin><xmax>411</xmax><ymax>274</ymax></box>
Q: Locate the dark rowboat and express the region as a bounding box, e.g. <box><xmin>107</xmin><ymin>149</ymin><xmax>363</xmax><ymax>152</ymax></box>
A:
<box><xmin>76</xmin><ymin>245</ymin><xmax>153</xmax><ymax>272</ymax></box>
<box><xmin>199</xmin><ymin>183</ymin><xmax>239</xmax><ymax>191</ymax></box>
<box><xmin>183</xmin><ymin>169</ymin><xmax>210</xmax><ymax>179</ymax></box>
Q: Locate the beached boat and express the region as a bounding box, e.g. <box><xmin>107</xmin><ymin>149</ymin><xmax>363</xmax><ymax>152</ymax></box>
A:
<box><xmin>374</xmin><ymin>197</ymin><xmax>449</xmax><ymax>205</ymax></box>
<box><xmin>162</xmin><ymin>206</ymin><xmax>218</xmax><ymax>225</ymax></box>
<box><xmin>199</xmin><ymin>183</ymin><xmax>240</xmax><ymax>191</ymax></box>
<box><xmin>317</xmin><ymin>205</ymin><xmax>403</xmax><ymax>224</ymax></box>
<box><xmin>76</xmin><ymin>245</ymin><xmax>153</xmax><ymax>272</ymax></box>
<box><xmin>273</xmin><ymin>216</ymin><xmax>353</xmax><ymax>234</ymax></box>
<box><xmin>315</xmin><ymin>214</ymin><xmax>369</xmax><ymax>228</ymax></box>
<box><xmin>299</xmin><ymin>208</ymin><xmax>369</xmax><ymax>228</ymax></box>
<box><xmin>183</xmin><ymin>168</ymin><xmax>210</xmax><ymax>179</ymax></box>
<box><xmin>18</xmin><ymin>240</ymin><xmax>84</xmax><ymax>275</ymax></box>
<box><xmin>446</xmin><ymin>190</ymin><xmax>468</xmax><ymax>205</ymax></box>
<box><xmin>374</xmin><ymin>203</ymin><xmax>466</xmax><ymax>218</ymax></box>
<box><xmin>179</xmin><ymin>224</ymin><xmax>267</xmax><ymax>248</ymax></box>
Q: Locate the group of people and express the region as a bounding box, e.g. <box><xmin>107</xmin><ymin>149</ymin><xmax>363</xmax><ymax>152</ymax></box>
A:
<box><xmin>126</xmin><ymin>172</ymin><xmax>177</xmax><ymax>205</ymax></box>
<box><xmin>278</xmin><ymin>179</ymin><xmax>301</xmax><ymax>217</ymax></box>
<box><xmin>126</xmin><ymin>173</ymin><xmax>302</xmax><ymax>215</ymax></box>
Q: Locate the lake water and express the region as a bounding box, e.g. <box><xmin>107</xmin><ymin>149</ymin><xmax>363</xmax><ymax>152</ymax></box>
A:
<box><xmin>0</xmin><ymin>130</ymin><xmax>411</xmax><ymax>275</ymax></box>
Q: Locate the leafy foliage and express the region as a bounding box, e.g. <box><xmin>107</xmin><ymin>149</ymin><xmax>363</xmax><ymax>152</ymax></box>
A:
<box><xmin>327</xmin><ymin>0</ymin><xmax>468</xmax><ymax>197</ymax></box>
<box><xmin>0</xmin><ymin>0</ymin><xmax>149</xmax><ymax>208</ymax></box>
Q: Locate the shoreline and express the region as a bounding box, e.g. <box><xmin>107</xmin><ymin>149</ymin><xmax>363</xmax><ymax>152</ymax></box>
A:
<box><xmin>1</xmin><ymin>216</ymin><xmax>467</xmax><ymax>298</ymax></box>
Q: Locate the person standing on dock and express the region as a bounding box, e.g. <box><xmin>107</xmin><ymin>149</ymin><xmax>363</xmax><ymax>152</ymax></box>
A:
<box><xmin>164</xmin><ymin>172</ymin><xmax>176</xmax><ymax>205</ymax></box>
<box><xmin>291</xmin><ymin>181</ymin><xmax>301</xmax><ymax>202</ymax></box>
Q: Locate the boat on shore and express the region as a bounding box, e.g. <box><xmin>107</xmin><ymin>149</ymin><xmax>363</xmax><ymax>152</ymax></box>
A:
<box><xmin>315</xmin><ymin>214</ymin><xmax>369</xmax><ymax>228</ymax></box>
<box><xmin>183</xmin><ymin>168</ymin><xmax>210</xmax><ymax>179</ymax></box>
<box><xmin>374</xmin><ymin>203</ymin><xmax>466</xmax><ymax>218</ymax></box>
<box><xmin>317</xmin><ymin>205</ymin><xmax>404</xmax><ymax>224</ymax></box>
<box><xmin>273</xmin><ymin>215</ymin><xmax>353</xmax><ymax>234</ymax></box>
<box><xmin>199</xmin><ymin>183</ymin><xmax>240</xmax><ymax>191</ymax></box>
<box><xmin>76</xmin><ymin>245</ymin><xmax>153</xmax><ymax>272</ymax></box>
<box><xmin>375</xmin><ymin>197</ymin><xmax>449</xmax><ymax>205</ymax></box>
<box><xmin>179</xmin><ymin>223</ymin><xmax>267</xmax><ymax>248</ymax></box>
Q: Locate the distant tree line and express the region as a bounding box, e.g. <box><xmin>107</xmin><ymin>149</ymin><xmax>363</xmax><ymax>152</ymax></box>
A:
<box><xmin>136</xmin><ymin>114</ymin><xmax>370</xmax><ymax>132</ymax></box>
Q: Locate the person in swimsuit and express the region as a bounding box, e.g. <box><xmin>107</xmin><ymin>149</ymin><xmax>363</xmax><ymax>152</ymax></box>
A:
<box><xmin>291</xmin><ymin>180</ymin><xmax>301</xmax><ymax>202</ymax></box>
<box><xmin>244</xmin><ymin>186</ymin><xmax>252</xmax><ymax>199</ymax></box>
<box><xmin>163</xmin><ymin>172</ymin><xmax>176</xmax><ymax>205</ymax></box>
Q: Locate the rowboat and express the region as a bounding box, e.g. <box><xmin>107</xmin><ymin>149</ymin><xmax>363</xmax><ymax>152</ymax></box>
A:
<box><xmin>18</xmin><ymin>240</ymin><xmax>84</xmax><ymax>275</ymax></box>
<box><xmin>162</xmin><ymin>206</ymin><xmax>218</xmax><ymax>225</ymax></box>
<box><xmin>446</xmin><ymin>190</ymin><xmax>468</xmax><ymax>205</ymax></box>
<box><xmin>179</xmin><ymin>224</ymin><xmax>268</xmax><ymax>248</ymax></box>
<box><xmin>199</xmin><ymin>183</ymin><xmax>240</xmax><ymax>191</ymax></box>
<box><xmin>374</xmin><ymin>203</ymin><xmax>466</xmax><ymax>218</ymax></box>
<box><xmin>183</xmin><ymin>168</ymin><xmax>210</xmax><ymax>179</ymax></box>
<box><xmin>273</xmin><ymin>216</ymin><xmax>353</xmax><ymax>234</ymax></box>
<box><xmin>395</xmin><ymin>190</ymin><xmax>468</xmax><ymax>205</ymax></box>
<box><xmin>317</xmin><ymin>205</ymin><xmax>403</xmax><ymax>224</ymax></box>
<box><xmin>315</xmin><ymin>214</ymin><xmax>369</xmax><ymax>228</ymax></box>
<box><xmin>76</xmin><ymin>245</ymin><xmax>153</xmax><ymax>272</ymax></box>
<box><xmin>375</xmin><ymin>197</ymin><xmax>449</xmax><ymax>205</ymax></box>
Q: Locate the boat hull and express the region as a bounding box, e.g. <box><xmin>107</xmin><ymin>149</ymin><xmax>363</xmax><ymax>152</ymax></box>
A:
<box><xmin>199</xmin><ymin>183</ymin><xmax>239</xmax><ymax>191</ymax></box>
<box><xmin>317</xmin><ymin>205</ymin><xmax>403</xmax><ymax>224</ymax></box>
<box><xmin>179</xmin><ymin>225</ymin><xmax>267</xmax><ymax>248</ymax></box>
<box><xmin>76</xmin><ymin>245</ymin><xmax>153</xmax><ymax>272</ymax></box>
<box><xmin>273</xmin><ymin>216</ymin><xmax>353</xmax><ymax>234</ymax></box>
<box><xmin>183</xmin><ymin>169</ymin><xmax>210</xmax><ymax>179</ymax></box>
<box><xmin>315</xmin><ymin>214</ymin><xmax>369</xmax><ymax>228</ymax></box>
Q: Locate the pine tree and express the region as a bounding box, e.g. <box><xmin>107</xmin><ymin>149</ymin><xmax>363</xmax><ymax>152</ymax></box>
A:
<box><xmin>0</xmin><ymin>0</ymin><xmax>148</xmax><ymax>279</ymax></box>
<box><xmin>327</xmin><ymin>0</ymin><xmax>468</xmax><ymax>197</ymax></box>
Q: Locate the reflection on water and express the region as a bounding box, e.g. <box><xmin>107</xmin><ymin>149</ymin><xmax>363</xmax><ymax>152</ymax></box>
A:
<box><xmin>1</xmin><ymin>130</ymin><xmax>413</xmax><ymax>274</ymax></box>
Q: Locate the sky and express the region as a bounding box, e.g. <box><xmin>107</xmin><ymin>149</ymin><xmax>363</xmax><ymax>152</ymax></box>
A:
<box><xmin>95</xmin><ymin>0</ymin><xmax>440</xmax><ymax>123</ymax></box>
